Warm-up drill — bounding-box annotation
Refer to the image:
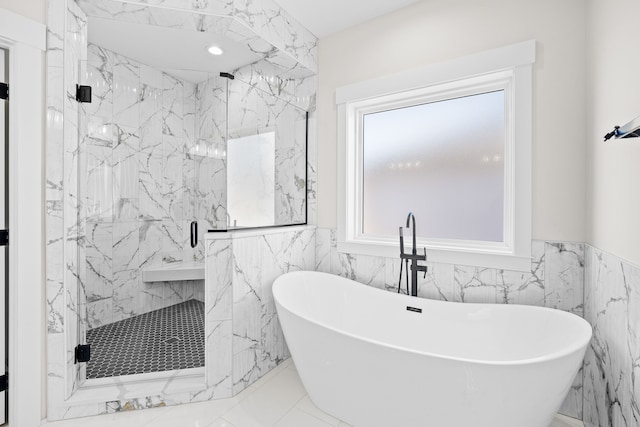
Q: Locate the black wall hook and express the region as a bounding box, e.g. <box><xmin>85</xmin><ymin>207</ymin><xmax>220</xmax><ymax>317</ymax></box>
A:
<box><xmin>604</xmin><ymin>126</ymin><xmax>620</xmax><ymax>141</ymax></box>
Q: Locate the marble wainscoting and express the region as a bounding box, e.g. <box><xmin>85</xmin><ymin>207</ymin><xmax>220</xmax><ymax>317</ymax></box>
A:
<box><xmin>315</xmin><ymin>228</ymin><xmax>586</xmax><ymax>420</ymax></box>
<box><xmin>205</xmin><ymin>226</ymin><xmax>316</xmax><ymax>396</ymax></box>
<box><xmin>583</xmin><ymin>246</ymin><xmax>640</xmax><ymax>427</ymax></box>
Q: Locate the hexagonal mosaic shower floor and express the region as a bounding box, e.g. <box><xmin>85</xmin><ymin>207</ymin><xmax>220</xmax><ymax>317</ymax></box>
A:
<box><xmin>86</xmin><ymin>299</ymin><xmax>205</xmax><ymax>379</ymax></box>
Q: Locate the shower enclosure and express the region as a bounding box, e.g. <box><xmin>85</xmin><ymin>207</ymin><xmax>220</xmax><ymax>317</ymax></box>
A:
<box><xmin>45</xmin><ymin>0</ymin><xmax>317</xmax><ymax>418</ymax></box>
<box><xmin>73</xmin><ymin>35</ymin><xmax>309</xmax><ymax>382</ymax></box>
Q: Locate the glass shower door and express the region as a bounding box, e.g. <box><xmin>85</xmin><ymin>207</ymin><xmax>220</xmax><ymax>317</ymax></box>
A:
<box><xmin>76</xmin><ymin>54</ymin><xmax>210</xmax><ymax>381</ymax></box>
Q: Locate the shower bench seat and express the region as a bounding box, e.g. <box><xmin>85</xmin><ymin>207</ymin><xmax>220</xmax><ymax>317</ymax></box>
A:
<box><xmin>141</xmin><ymin>262</ymin><xmax>205</xmax><ymax>283</ymax></box>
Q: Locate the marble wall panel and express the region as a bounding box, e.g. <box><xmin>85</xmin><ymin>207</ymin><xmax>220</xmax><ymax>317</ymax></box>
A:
<box><xmin>47</xmin><ymin>0</ymin><xmax>66</xmax><ymax>68</ymax></box>
<box><xmin>139</xmin><ymin>145</ymin><xmax>165</xmax><ymax>221</ymax></box>
<box><xmin>74</xmin><ymin>0</ymin><xmax>318</xmax><ymax>73</ymax></box>
<box><xmin>314</xmin><ymin>228</ymin><xmax>331</xmax><ymax>273</ymax></box>
<box><xmin>497</xmin><ymin>241</ymin><xmax>545</xmax><ymax>306</ymax></box>
<box><xmin>46</xmin><ymin>0</ymin><xmax>70</xmax><ymax>419</ymax></box>
<box><xmin>306</xmin><ymin>116</ymin><xmax>317</xmax><ymax>225</ymax></box>
<box><xmin>454</xmin><ymin>266</ymin><xmax>498</xmax><ymax>303</ymax></box>
<box><xmin>546</xmin><ymin>242</ymin><xmax>585</xmax><ymax>316</ymax></box>
<box><xmin>113</xmin><ymin>127</ymin><xmax>140</xmax><ymax>220</ymax></box>
<box><xmin>231</xmin><ymin>236</ymin><xmax>263</xmax><ymax>393</ymax></box>
<box><xmin>545</xmin><ymin>244</ymin><xmax>585</xmax><ymax>418</ymax></box>
<box><xmin>63</xmin><ymin>0</ymin><xmax>88</xmax><ymax>399</ymax></box>
<box><xmin>583</xmin><ymin>246</ymin><xmax>640</xmax><ymax>427</ymax></box>
<box><xmin>196</xmin><ymin>156</ymin><xmax>227</xmax><ymax>230</ymax></box>
<box><xmin>228</xmin><ymin>228</ymin><xmax>315</xmax><ymax>394</ymax></box>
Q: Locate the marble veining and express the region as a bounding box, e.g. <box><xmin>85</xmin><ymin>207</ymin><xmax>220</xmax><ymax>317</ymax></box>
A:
<box><xmin>230</xmin><ymin>229</ymin><xmax>315</xmax><ymax>393</ymax></box>
<box><xmin>75</xmin><ymin>0</ymin><xmax>318</xmax><ymax>75</ymax></box>
<box><xmin>47</xmin><ymin>0</ymin><xmax>317</xmax><ymax>420</ymax></box>
<box><xmin>78</xmin><ymin>43</ymin><xmax>207</xmax><ymax>330</ymax></box>
<box><xmin>583</xmin><ymin>246</ymin><xmax>640</xmax><ymax>427</ymax></box>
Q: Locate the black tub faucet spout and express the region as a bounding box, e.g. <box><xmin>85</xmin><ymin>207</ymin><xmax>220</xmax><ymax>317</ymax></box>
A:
<box><xmin>399</xmin><ymin>213</ymin><xmax>427</xmax><ymax>297</ymax></box>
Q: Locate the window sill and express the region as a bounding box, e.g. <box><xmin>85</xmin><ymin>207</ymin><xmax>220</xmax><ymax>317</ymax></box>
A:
<box><xmin>337</xmin><ymin>240</ymin><xmax>532</xmax><ymax>272</ymax></box>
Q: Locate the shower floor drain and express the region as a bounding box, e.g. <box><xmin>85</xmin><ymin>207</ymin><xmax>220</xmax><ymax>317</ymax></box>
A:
<box><xmin>86</xmin><ymin>299</ymin><xmax>204</xmax><ymax>379</ymax></box>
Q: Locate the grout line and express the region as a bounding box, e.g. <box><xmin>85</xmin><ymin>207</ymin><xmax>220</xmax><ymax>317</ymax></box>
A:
<box><xmin>294</xmin><ymin>395</ymin><xmax>342</xmax><ymax>427</ymax></box>
<box><xmin>249</xmin><ymin>359</ymin><xmax>292</xmax><ymax>391</ymax></box>
<box><xmin>270</xmin><ymin>393</ymin><xmax>309</xmax><ymax>427</ymax></box>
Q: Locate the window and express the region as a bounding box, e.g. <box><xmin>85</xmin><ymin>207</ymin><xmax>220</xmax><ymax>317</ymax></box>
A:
<box><xmin>336</xmin><ymin>41</ymin><xmax>535</xmax><ymax>270</ymax></box>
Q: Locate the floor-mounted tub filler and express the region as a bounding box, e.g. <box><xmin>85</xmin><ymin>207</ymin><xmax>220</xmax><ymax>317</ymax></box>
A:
<box><xmin>273</xmin><ymin>271</ymin><xmax>592</xmax><ymax>427</ymax></box>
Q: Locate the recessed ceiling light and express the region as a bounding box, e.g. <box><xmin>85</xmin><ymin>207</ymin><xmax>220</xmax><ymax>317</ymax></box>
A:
<box><xmin>207</xmin><ymin>45</ymin><xmax>223</xmax><ymax>56</ymax></box>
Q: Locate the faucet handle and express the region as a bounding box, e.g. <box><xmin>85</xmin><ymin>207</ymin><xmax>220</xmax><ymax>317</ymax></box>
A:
<box><xmin>422</xmin><ymin>247</ymin><xmax>428</xmax><ymax>278</ymax></box>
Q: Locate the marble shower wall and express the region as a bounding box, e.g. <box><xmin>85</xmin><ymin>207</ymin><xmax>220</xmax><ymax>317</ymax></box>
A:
<box><xmin>227</xmin><ymin>68</ymin><xmax>309</xmax><ymax>225</ymax></box>
<box><xmin>76</xmin><ymin>0</ymin><xmax>318</xmax><ymax>75</ymax></box>
<box><xmin>194</xmin><ymin>75</ymin><xmax>228</xmax><ymax>230</ymax></box>
<box><xmin>203</xmin><ymin>227</ymin><xmax>315</xmax><ymax>395</ymax></box>
<box><xmin>62</xmin><ymin>0</ymin><xmax>88</xmax><ymax>400</ymax></box>
<box><xmin>583</xmin><ymin>246</ymin><xmax>640</xmax><ymax>427</ymax></box>
<box><xmin>192</xmin><ymin>63</ymin><xmax>315</xmax><ymax>228</ymax></box>
<box><xmin>46</xmin><ymin>0</ymin><xmax>318</xmax><ymax>420</ymax></box>
<box><xmin>315</xmin><ymin>228</ymin><xmax>586</xmax><ymax>419</ymax></box>
<box><xmin>80</xmin><ymin>43</ymin><xmax>209</xmax><ymax>329</ymax></box>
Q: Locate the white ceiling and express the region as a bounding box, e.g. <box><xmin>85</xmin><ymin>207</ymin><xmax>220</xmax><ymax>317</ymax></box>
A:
<box><xmin>88</xmin><ymin>17</ymin><xmax>262</xmax><ymax>83</ymax></box>
<box><xmin>86</xmin><ymin>0</ymin><xmax>422</xmax><ymax>81</ymax></box>
<box><xmin>275</xmin><ymin>0</ymin><xmax>422</xmax><ymax>38</ymax></box>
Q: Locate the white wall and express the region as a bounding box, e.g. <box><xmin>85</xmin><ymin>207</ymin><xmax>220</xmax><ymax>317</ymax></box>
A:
<box><xmin>0</xmin><ymin>0</ymin><xmax>46</xmax><ymax>24</ymax></box>
<box><xmin>317</xmin><ymin>0</ymin><xmax>587</xmax><ymax>243</ymax></box>
<box><xmin>586</xmin><ymin>0</ymin><xmax>640</xmax><ymax>266</ymax></box>
<box><xmin>0</xmin><ymin>0</ymin><xmax>47</xmax><ymax>420</ymax></box>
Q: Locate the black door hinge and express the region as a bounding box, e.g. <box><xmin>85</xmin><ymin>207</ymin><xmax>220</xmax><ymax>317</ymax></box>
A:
<box><xmin>0</xmin><ymin>230</ymin><xmax>7</xmax><ymax>246</ymax></box>
<box><xmin>75</xmin><ymin>344</ymin><xmax>91</xmax><ymax>363</ymax></box>
<box><xmin>0</xmin><ymin>82</ymin><xmax>7</xmax><ymax>100</ymax></box>
<box><xmin>75</xmin><ymin>84</ymin><xmax>92</xmax><ymax>103</ymax></box>
<box><xmin>0</xmin><ymin>375</ymin><xmax>7</xmax><ymax>392</ymax></box>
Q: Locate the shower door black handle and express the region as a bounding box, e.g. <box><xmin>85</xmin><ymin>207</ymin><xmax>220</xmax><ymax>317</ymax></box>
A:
<box><xmin>190</xmin><ymin>221</ymin><xmax>198</xmax><ymax>248</ymax></box>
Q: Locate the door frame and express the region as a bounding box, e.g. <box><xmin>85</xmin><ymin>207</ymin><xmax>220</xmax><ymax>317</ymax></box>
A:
<box><xmin>0</xmin><ymin>8</ymin><xmax>45</xmax><ymax>427</ymax></box>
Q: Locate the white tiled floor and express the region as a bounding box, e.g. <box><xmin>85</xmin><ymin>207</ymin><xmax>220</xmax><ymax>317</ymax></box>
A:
<box><xmin>45</xmin><ymin>359</ymin><xmax>583</xmax><ymax>427</ymax></box>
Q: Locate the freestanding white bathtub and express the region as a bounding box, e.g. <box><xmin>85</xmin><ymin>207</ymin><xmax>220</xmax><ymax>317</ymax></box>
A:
<box><xmin>273</xmin><ymin>271</ymin><xmax>592</xmax><ymax>427</ymax></box>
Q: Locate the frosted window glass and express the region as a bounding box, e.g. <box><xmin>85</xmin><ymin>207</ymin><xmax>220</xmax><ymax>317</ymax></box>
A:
<box><xmin>363</xmin><ymin>90</ymin><xmax>505</xmax><ymax>242</ymax></box>
<box><xmin>227</xmin><ymin>132</ymin><xmax>275</xmax><ymax>227</ymax></box>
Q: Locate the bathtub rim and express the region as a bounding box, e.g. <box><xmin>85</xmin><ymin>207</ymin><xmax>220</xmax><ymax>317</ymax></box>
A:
<box><xmin>273</xmin><ymin>270</ymin><xmax>593</xmax><ymax>367</ymax></box>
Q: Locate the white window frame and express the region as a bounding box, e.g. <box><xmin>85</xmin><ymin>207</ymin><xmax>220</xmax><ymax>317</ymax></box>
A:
<box><xmin>336</xmin><ymin>40</ymin><xmax>535</xmax><ymax>271</ymax></box>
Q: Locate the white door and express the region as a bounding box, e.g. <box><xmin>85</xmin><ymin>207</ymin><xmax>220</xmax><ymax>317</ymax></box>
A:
<box><xmin>0</xmin><ymin>46</ymin><xmax>8</xmax><ymax>425</ymax></box>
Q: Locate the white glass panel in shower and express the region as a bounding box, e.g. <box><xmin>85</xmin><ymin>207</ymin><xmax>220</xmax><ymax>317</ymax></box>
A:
<box><xmin>363</xmin><ymin>90</ymin><xmax>505</xmax><ymax>242</ymax></box>
<box><xmin>227</xmin><ymin>131</ymin><xmax>276</xmax><ymax>227</ymax></box>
